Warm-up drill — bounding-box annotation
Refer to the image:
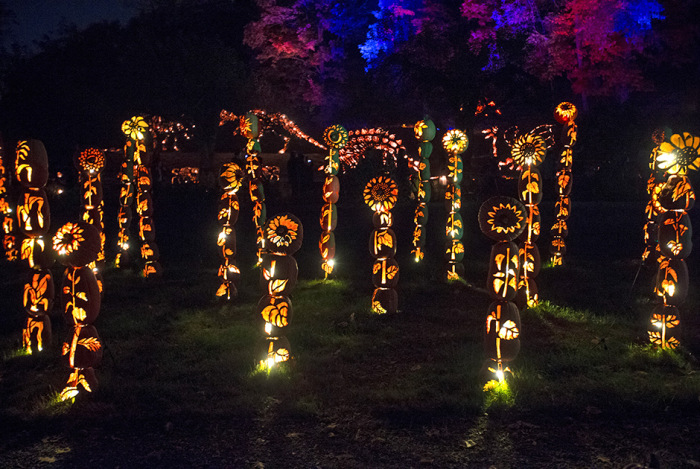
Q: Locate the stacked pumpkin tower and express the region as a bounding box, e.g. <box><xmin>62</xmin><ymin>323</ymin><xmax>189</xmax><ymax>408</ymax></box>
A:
<box><xmin>319</xmin><ymin>124</ymin><xmax>347</xmax><ymax>277</ymax></box>
<box><xmin>478</xmin><ymin>196</ymin><xmax>527</xmax><ymax>386</ymax></box>
<box><xmin>16</xmin><ymin>140</ymin><xmax>54</xmax><ymax>353</ymax></box>
<box><xmin>642</xmin><ymin>129</ymin><xmax>667</xmax><ymax>265</ymax></box>
<box><xmin>364</xmin><ymin>176</ymin><xmax>399</xmax><ymax>314</ymax></box>
<box><xmin>53</xmin><ymin>222</ymin><xmax>103</xmax><ymax>400</ymax></box>
<box><xmin>442</xmin><ymin>130</ymin><xmax>469</xmax><ymax>281</ymax></box>
<box><xmin>550</xmin><ymin>102</ymin><xmax>578</xmax><ymax>266</ymax></box>
<box><xmin>510</xmin><ymin>132</ymin><xmax>547</xmax><ymax>308</ymax></box>
<box><xmin>1</xmin><ymin>136</ymin><xmax>18</xmax><ymax>261</ymax></box>
<box><xmin>648</xmin><ymin>132</ymin><xmax>700</xmax><ymax>349</ymax></box>
<box><xmin>411</xmin><ymin>117</ymin><xmax>435</xmax><ymax>263</ymax></box>
<box><xmin>216</xmin><ymin>162</ymin><xmax>244</xmax><ymax>300</ymax></box>
<box><xmin>242</xmin><ymin>112</ymin><xmax>267</xmax><ymax>263</ymax></box>
<box><xmin>76</xmin><ymin>148</ymin><xmax>106</xmax><ymax>288</ymax></box>
<box><xmin>258</xmin><ymin>213</ymin><xmax>303</xmax><ymax>369</ymax></box>
<box><xmin>116</xmin><ymin>117</ymin><xmax>141</xmax><ymax>268</ymax></box>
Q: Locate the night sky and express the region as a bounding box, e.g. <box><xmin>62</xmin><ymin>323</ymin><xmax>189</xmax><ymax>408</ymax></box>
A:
<box><xmin>4</xmin><ymin>0</ymin><xmax>137</xmax><ymax>48</ymax></box>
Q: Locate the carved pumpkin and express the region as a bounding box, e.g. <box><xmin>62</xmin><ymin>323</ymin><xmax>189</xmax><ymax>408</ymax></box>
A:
<box><xmin>323</xmin><ymin>124</ymin><xmax>349</xmax><ymax>149</ymax></box>
<box><xmin>550</xmin><ymin>219</ymin><xmax>569</xmax><ymax>239</ymax></box>
<box><xmin>363</xmin><ymin>176</ymin><xmax>398</xmax><ymax>212</ymax></box>
<box><xmin>442</xmin><ymin>129</ymin><xmax>469</xmax><ymax>154</ymax></box>
<box><xmin>372</xmin><ymin>258</ymin><xmax>400</xmax><ymax>288</ymax></box>
<box><xmin>446</xmin><ymin>212</ymin><xmax>463</xmax><ymax>240</ymax></box>
<box><xmin>417</xmin><ymin>180</ymin><xmax>432</xmax><ymax>203</ymax></box>
<box><xmin>319</xmin><ymin>203</ymin><xmax>338</xmax><ymax>232</ymax></box>
<box><xmin>217</xmin><ymin>226</ymin><xmax>236</xmax><ymax>259</ymax></box>
<box><xmin>414</xmin><ymin>204</ymin><xmax>429</xmax><ymax>226</ymax></box>
<box><xmin>17</xmin><ymin>188</ymin><xmax>50</xmax><ymax>236</ymax></box>
<box><xmin>555</xmin><ymin>196</ymin><xmax>571</xmax><ymax>220</ymax></box>
<box><xmin>518</xmin><ymin>167</ymin><xmax>543</xmax><ymax>205</ymax></box>
<box><xmin>258</xmin><ymin>294</ymin><xmax>292</xmax><ymax>334</ymax></box>
<box><xmin>61</xmin><ymin>266</ymin><xmax>101</xmax><ymax>325</ymax></box>
<box><xmin>484</xmin><ymin>301</ymin><xmax>521</xmax><ymax>362</ymax></box>
<box><xmin>371</xmin><ymin>288</ymin><xmax>398</xmax><ymax>314</ymax></box>
<box><xmin>121</xmin><ymin>115</ymin><xmax>149</xmax><ymax>141</ymax></box>
<box><xmin>135</xmin><ymin>191</ymin><xmax>153</xmax><ymax>217</ymax></box>
<box><xmin>260</xmin><ymin>254</ymin><xmax>298</xmax><ymax>296</ymax></box>
<box><xmin>140</xmin><ymin>242</ymin><xmax>160</xmax><ymax>262</ymax></box>
<box><xmin>658</xmin><ymin>175</ymin><xmax>695</xmax><ymax>211</ymax></box>
<box><xmin>118</xmin><ymin>206</ymin><xmax>132</xmax><ymax>229</ymax></box>
<box><xmin>218</xmin><ymin>193</ymin><xmax>240</xmax><ymax>226</ymax></box>
<box><xmin>444</xmin><ymin>240</ymin><xmax>465</xmax><ymax>262</ymax></box>
<box><xmin>656</xmin><ymin>257</ymin><xmax>688</xmax><ymax>306</ymax></box>
<box><xmin>15</xmin><ymin>140</ymin><xmax>49</xmax><ymax>188</ymax></box>
<box><xmin>265</xmin><ymin>213</ymin><xmax>303</xmax><ymax>255</ymax></box>
<box><xmin>62</xmin><ymin>324</ymin><xmax>103</xmax><ymax>369</ymax></box>
<box><xmin>136</xmin><ymin>165</ymin><xmax>152</xmax><ymax>191</ymax></box>
<box><xmin>119</xmin><ymin>182</ymin><xmax>134</xmax><ymax>206</ymax></box>
<box><xmin>373</xmin><ymin>210</ymin><xmax>393</xmax><ymax>229</ymax></box>
<box><xmin>76</xmin><ymin>148</ymin><xmax>105</xmax><ymax>174</ymax></box>
<box><xmin>20</xmin><ymin>237</ymin><xmax>54</xmax><ymax>270</ymax></box>
<box><xmin>23</xmin><ymin>269</ymin><xmax>55</xmax><ymax>316</ymax></box>
<box><xmin>518</xmin><ymin>242</ymin><xmax>541</xmax><ymax>278</ymax></box>
<box><xmin>53</xmin><ymin>222</ymin><xmax>101</xmax><ymax>267</ymax></box>
<box><xmin>319</xmin><ymin>231</ymin><xmax>336</xmax><ymax>261</ymax></box>
<box><xmin>419</xmin><ymin>142</ymin><xmax>433</xmax><ymax>159</ymax></box>
<box><xmin>447</xmin><ymin>154</ymin><xmax>463</xmax><ymax>183</ymax></box>
<box><xmin>657</xmin><ymin>211</ymin><xmax>693</xmax><ymax>258</ymax></box>
<box><xmin>445</xmin><ymin>184</ymin><xmax>461</xmax><ymax>211</ymax></box>
<box><xmin>82</xmin><ymin>206</ymin><xmax>103</xmax><ymax>228</ymax></box>
<box><xmin>517</xmin><ymin>205</ymin><xmax>541</xmax><ymax>243</ymax></box>
<box><xmin>219</xmin><ymin>162</ymin><xmax>244</xmax><ymax>192</ymax></box>
<box><xmin>241</xmin><ymin>113</ymin><xmax>260</xmax><ymax>140</ymax></box>
<box><xmin>370</xmin><ymin>228</ymin><xmax>397</xmax><ymax>259</ymax></box>
<box><xmin>648</xmin><ymin>304</ymin><xmax>680</xmax><ymax>349</ymax></box>
<box><xmin>323</xmin><ymin>176</ymin><xmax>340</xmax><ymax>204</ymax></box>
<box><xmin>414</xmin><ymin>118</ymin><xmax>436</xmax><ymax>142</ymax></box>
<box><xmin>656</xmin><ymin>132</ymin><xmax>700</xmax><ymax>175</ymax></box>
<box><xmin>258</xmin><ymin>336</ymin><xmax>292</xmax><ymax>368</ymax></box>
<box><xmin>478</xmin><ymin>196</ymin><xmax>527</xmax><ymax>242</ymax></box>
<box><xmin>511</xmin><ymin>134</ymin><xmax>546</xmax><ymax>167</ymax></box>
<box><xmin>487</xmin><ymin>242</ymin><xmax>520</xmax><ymax>301</ymax></box>
<box><xmin>550</xmin><ymin>237</ymin><xmax>566</xmax><ymax>256</ymax></box>
<box><xmin>80</xmin><ymin>175</ymin><xmax>103</xmax><ymax>207</ymax></box>
<box><xmin>516</xmin><ymin>277</ymin><xmax>539</xmax><ymax>310</ymax></box>
<box><xmin>23</xmin><ymin>315</ymin><xmax>52</xmax><ymax>353</ymax></box>
<box><xmin>556</xmin><ymin>170</ymin><xmax>573</xmax><ymax>196</ymax></box>
<box><xmin>418</xmin><ymin>160</ymin><xmax>431</xmax><ymax>181</ymax></box>
<box><xmin>143</xmin><ymin>261</ymin><xmax>163</xmax><ymax>278</ymax></box>
<box><xmin>554</xmin><ymin>102</ymin><xmax>578</xmax><ymax>124</ymax></box>
<box><xmin>139</xmin><ymin>216</ymin><xmax>156</xmax><ymax>242</ymax></box>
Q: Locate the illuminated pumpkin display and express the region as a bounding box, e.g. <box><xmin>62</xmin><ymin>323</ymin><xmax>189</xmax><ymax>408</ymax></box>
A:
<box><xmin>258</xmin><ymin>213</ymin><xmax>303</xmax><ymax>370</ymax></box>
<box><xmin>412</xmin><ymin>117</ymin><xmax>434</xmax><ymax>262</ymax></box>
<box><xmin>242</xmin><ymin>113</ymin><xmax>267</xmax><ymax>262</ymax></box>
<box><xmin>511</xmin><ymin>134</ymin><xmax>546</xmax><ymax>168</ymax></box>
<box><xmin>642</xmin><ymin>130</ymin><xmax>666</xmax><ymax>264</ymax></box>
<box><xmin>550</xmin><ymin>102</ymin><xmax>578</xmax><ymax>266</ymax></box>
<box><xmin>217</xmin><ymin>162</ymin><xmax>243</xmax><ymax>300</ymax></box>
<box><xmin>16</xmin><ymin>139</ymin><xmax>54</xmax><ymax>354</ymax></box>
<box><xmin>647</xmin><ymin>134</ymin><xmax>698</xmax><ymax>349</ymax></box>
<box><xmin>365</xmin><ymin>176</ymin><xmax>399</xmax><ymax>314</ymax></box>
<box><xmin>0</xmin><ymin>139</ymin><xmax>17</xmax><ymax>261</ymax></box>
<box><xmin>54</xmin><ymin>220</ymin><xmax>104</xmax><ymax>400</ymax></box>
<box><xmin>443</xmin><ymin>129</ymin><xmax>468</xmax><ymax>280</ymax></box>
<box><xmin>480</xmin><ymin>196</ymin><xmax>526</xmax><ymax>388</ymax></box>
<box><xmin>76</xmin><ymin>148</ymin><xmax>106</xmax><ymax>271</ymax></box>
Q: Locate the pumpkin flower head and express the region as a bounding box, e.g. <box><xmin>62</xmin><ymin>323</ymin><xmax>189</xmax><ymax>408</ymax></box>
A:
<box><xmin>121</xmin><ymin>116</ymin><xmax>149</xmax><ymax>140</ymax></box>
<box><xmin>486</xmin><ymin>202</ymin><xmax>525</xmax><ymax>236</ymax></box>
<box><xmin>78</xmin><ymin>148</ymin><xmax>105</xmax><ymax>174</ymax></box>
<box><xmin>553</xmin><ymin>102</ymin><xmax>578</xmax><ymax>124</ymax></box>
<box><xmin>442</xmin><ymin>129</ymin><xmax>469</xmax><ymax>154</ymax></box>
<box><xmin>656</xmin><ymin>132</ymin><xmax>700</xmax><ymax>175</ymax></box>
<box><xmin>266</xmin><ymin>215</ymin><xmax>299</xmax><ymax>248</ymax></box>
<box><xmin>511</xmin><ymin>134</ymin><xmax>546</xmax><ymax>167</ymax></box>
<box><xmin>53</xmin><ymin>222</ymin><xmax>85</xmax><ymax>256</ymax></box>
<box><xmin>323</xmin><ymin>125</ymin><xmax>349</xmax><ymax>149</ymax></box>
<box><xmin>363</xmin><ymin>176</ymin><xmax>398</xmax><ymax>212</ymax></box>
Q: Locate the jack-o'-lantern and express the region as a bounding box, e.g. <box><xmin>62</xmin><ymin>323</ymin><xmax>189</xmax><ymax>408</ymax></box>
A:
<box><xmin>370</xmin><ymin>228</ymin><xmax>397</xmax><ymax>259</ymax></box>
<box><xmin>15</xmin><ymin>140</ymin><xmax>49</xmax><ymax>188</ymax></box>
<box><xmin>119</xmin><ymin>182</ymin><xmax>134</xmax><ymax>206</ymax></box>
<box><xmin>518</xmin><ymin>205</ymin><xmax>541</xmax><ymax>243</ymax></box>
<box><xmin>658</xmin><ymin>175</ymin><xmax>695</xmax><ymax>211</ymax></box>
<box><xmin>143</xmin><ymin>261</ymin><xmax>163</xmax><ymax>278</ymax></box>
<box><xmin>118</xmin><ymin>206</ymin><xmax>132</xmax><ymax>229</ymax></box>
<box><xmin>363</xmin><ymin>176</ymin><xmax>398</xmax><ymax>212</ymax></box>
<box><xmin>81</xmin><ymin>206</ymin><xmax>103</xmax><ymax>228</ymax></box>
<box><xmin>518</xmin><ymin>242</ymin><xmax>541</xmax><ymax>278</ymax></box>
<box><xmin>447</xmin><ymin>154</ymin><xmax>463</xmax><ymax>183</ymax></box>
<box><xmin>656</xmin><ymin>132</ymin><xmax>700</xmax><ymax>175</ymax></box>
<box><xmin>319</xmin><ymin>231</ymin><xmax>336</xmax><ymax>261</ymax></box>
<box><xmin>371</xmin><ymin>288</ymin><xmax>398</xmax><ymax>314</ymax></box>
<box><xmin>217</xmin><ymin>226</ymin><xmax>236</xmax><ymax>259</ymax></box>
<box><xmin>23</xmin><ymin>269</ymin><xmax>55</xmax><ymax>316</ymax></box>
<box><xmin>444</xmin><ymin>240</ymin><xmax>465</xmax><ymax>262</ymax></box>
<box><xmin>656</xmin><ymin>257</ymin><xmax>688</xmax><ymax>306</ymax></box>
<box><xmin>553</xmin><ymin>102</ymin><xmax>578</xmax><ymax>124</ymax></box>
<box><xmin>62</xmin><ymin>324</ymin><xmax>103</xmax><ymax>369</ymax></box>
<box><xmin>76</xmin><ymin>148</ymin><xmax>105</xmax><ymax>174</ymax></box>
<box><xmin>320</xmin><ymin>203</ymin><xmax>337</xmax><ymax>231</ymax></box>
<box><xmin>484</xmin><ymin>301</ymin><xmax>521</xmax><ymax>361</ymax></box>
<box><xmin>372</xmin><ymin>258</ymin><xmax>400</xmax><ymax>288</ymax></box>
<box><xmin>136</xmin><ymin>191</ymin><xmax>153</xmax><ymax>217</ymax></box>
<box><xmin>140</xmin><ymin>242</ymin><xmax>160</xmax><ymax>262</ymax></box>
<box><xmin>258</xmin><ymin>336</ymin><xmax>292</xmax><ymax>369</ymax></box>
<box><xmin>445</xmin><ymin>212</ymin><xmax>463</xmax><ymax>239</ymax></box>
<box><xmin>442</xmin><ymin>129</ymin><xmax>469</xmax><ymax>155</ymax></box>
<box><xmin>414</xmin><ymin>118</ymin><xmax>436</xmax><ymax>142</ymax></box>
<box><xmin>518</xmin><ymin>167</ymin><xmax>543</xmax><ymax>205</ymax></box>
<box><xmin>511</xmin><ymin>134</ymin><xmax>546</xmax><ymax>167</ymax></box>
<box><xmin>323</xmin><ymin>124</ymin><xmax>349</xmax><ymax>149</ymax></box>
<box><xmin>53</xmin><ymin>222</ymin><xmax>101</xmax><ymax>267</ymax></box>
<box><xmin>418</xmin><ymin>160</ymin><xmax>431</xmax><ymax>181</ymax></box>
<box><xmin>249</xmin><ymin>181</ymin><xmax>265</xmax><ymax>203</ymax></box>
<box><xmin>218</xmin><ymin>194</ymin><xmax>240</xmax><ymax>226</ymax></box>
<box><xmin>657</xmin><ymin>211</ymin><xmax>692</xmax><ymax>258</ymax></box>
<box><xmin>478</xmin><ymin>197</ymin><xmax>526</xmax><ymax>242</ymax></box>
<box><xmin>265</xmin><ymin>213</ymin><xmax>303</xmax><ymax>255</ymax></box>
<box><xmin>20</xmin><ymin>237</ymin><xmax>54</xmax><ymax>270</ymax></box>
<box><xmin>648</xmin><ymin>303</ymin><xmax>680</xmax><ymax>349</ymax></box>
<box><xmin>487</xmin><ymin>242</ymin><xmax>520</xmax><ymax>301</ymax></box>
<box><xmin>550</xmin><ymin>237</ymin><xmax>566</xmax><ymax>256</ymax></box>
<box><xmin>59</xmin><ymin>367</ymin><xmax>98</xmax><ymax>401</ymax></box>
<box><xmin>136</xmin><ymin>166</ymin><xmax>152</xmax><ymax>191</ymax></box>
<box><xmin>323</xmin><ymin>176</ymin><xmax>340</xmax><ymax>204</ymax></box>
<box><xmin>417</xmin><ymin>180</ymin><xmax>432</xmax><ymax>203</ymax></box>
<box><xmin>80</xmin><ymin>176</ymin><xmax>103</xmax><ymax>206</ymax></box>
<box><xmin>557</xmin><ymin>170</ymin><xmax>573</xmax><ymax>196</ymax></box>
<box><xmin>643</xmin><ymin>220</ymin><xmax>659</xmax><ymax>245</ymax></box>
<box><xmin>258</xmin><ymin>294</ymin><xmax>292</xmax><ymax>335</ymax></box>
<box><xmin>61</xmin><ymin>266</ymin><xmax>101</xmax><ymax>325</ymax></box>
<box><xmin>17</xmin><ymin>188</ymin><xmax>50</xmax><ymax>236</ymax></box>
<box><xmin>373</xmin><ymin>210</ymin><xmax>393</xmax><ymax>229</ymax></box>
<box><xmin>260</xmin><ymin>254</ymin><xmax>298</xmax><ymax>296</ymax></box>
<box><xmin>139</xmin><ymin>216</ymin><xmax>156</xmax><ymax>242</ymax></box>
<box><xmin>23</xmin><ymin>315</ymin><xmax>52</xmax><ymax>353</ymax></box>
<box><xmin>241</xmin><ymin>113</ymin><xmax>260</xmax><ymax>140</ymax></box>
<box><xmin>516</xmin><ymin>277</ymin><xmax>539</xmax><ymax>309</ymax></box>
<box><xmin>219</xmin><ymin>162</ymin><xmax>244</xmax><ymax>192</ymax></box>
<box><xmin>121</xmin><ymin>116</ymin><xmax>149</xmax><ymax>141</ymax></box>
<box><xmin>555</xmin><ymin>196</ymin><xmax>571</xmax><ymax>220</ymax></box>
<box><xmin>414</xmin><ymin>204</ymin><xmax>429</xmax><ymax>226</ymax></box>
<box><xmin>550</xmin><ymin>219</ymin><xmax>569</xmax><ymax>239</ymax></box>
<box><xmin>445</xmin><ymin>185</ymin><xmax>461</xmax><ymax>211</ymax></box>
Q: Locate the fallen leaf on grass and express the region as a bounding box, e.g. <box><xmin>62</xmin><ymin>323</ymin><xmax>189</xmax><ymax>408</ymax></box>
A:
<box><xmin>39</xmin><ymin>456</ymin><xmax>56</xmax><ymax>463</ymax></box>
<box><xmin>286</xmin><ymin>432</ymin><xmax>302</xmax><ymax>438</ymax></box>
<box><xmin>465</xmin><ymin>439</ymin><xmax>476</xmax><ymax>448</ymax></box>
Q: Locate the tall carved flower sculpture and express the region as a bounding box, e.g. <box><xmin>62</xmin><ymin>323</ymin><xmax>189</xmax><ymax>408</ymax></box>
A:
<box><xmin>511</xmin><ymin>134</ymin><xmax>546</xmax><ymax>167</ymax></box>
<box><xmin>323</xmin><ymin>125</ymin><xmax>349</xmax><ymax>149</ymax></box>
<box><xmin>121</xmin><ymin>116</ymin><xmax>149</xmax><ymax>141</ymax></box>
<box><xmin>442</xmin><ymin>129</ymin><xmax>469</xmax><ymax>155</ymax></box>
<box><xmin>553</xmin><ymin>102</ymin><xmax>578</xmax><ymax>124</ymax></box>
<box><xmin>53</xmin><ymin>222</ymin><xmax>84</xmax><ymax>257</ymax></box>
<box><xmin>78</xmin><ymin>148</ymin><xmax>105</xmax><ymax>175</ymax></box>
<box><xmin>480</xmin><ymin>199</ymin><xmax>526</xmax><ymax>239</ymax></box>
<box><xmin>363</xmin><ymin>176</ymin><xmax>398</xmax><ymax>213</ymax></box>
<box><xmin>266</xmin><ymin>214</ymin><xmax>302</xmax><ymax>253</ymax></box>
<box><xmin>320</xmin><ymin>124</ymin><xmax>347</xmax><ymax>277</ymax></box>
<box><xmin>656</xmin><ymin>133</ymin><xmax>700</xmax><ymax>175</ymax></box>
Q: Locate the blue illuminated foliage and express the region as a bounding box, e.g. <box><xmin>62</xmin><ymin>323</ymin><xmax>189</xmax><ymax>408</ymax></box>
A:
<box><xmin>614</xmin><ymin>0</ymin><xmax>664</xmax><ymax>35</ymax></box>
<box><xmin>359</xmin><ymin>0</ymin><xmax>422</xmax><ymax>70</ymax></box>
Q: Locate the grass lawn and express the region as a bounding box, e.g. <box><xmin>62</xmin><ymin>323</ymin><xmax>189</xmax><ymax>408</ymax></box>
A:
<box><xmin>1</xmin><ymin>186</ymin><xmax>699</xmax><ymax>468</ymax></box>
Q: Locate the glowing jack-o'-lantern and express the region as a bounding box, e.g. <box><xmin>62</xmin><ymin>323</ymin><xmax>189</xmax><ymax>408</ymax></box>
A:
<box><xmin>323</xmin><ymin>176</ymin><xmax>340</xmax><ymax>204</ymax></box>
<box><xmin>61</xmin><ymin>266</ymin><xmax>101</xmax><ymax>325</ymax></box>
<box><xmin>648</xmin><ymin>304</ymin><xmax>680</xmax><ymax>349</ymax></box>
<box><xmin>323</xmin><ymin>124</ymin><xmax>349</xmax><ymax>149</ymax></box>
<box><xmin>320</xmin><ymin>203</ymin><xmax>337</xmax><ymax>232</ymax></box>
<box><xmin>20</xmin><ymin>237</ymin><xmax>53</xmax><ymax>270</ymax></box>
<box><xmin>487</xmin><ymin>242</ymin><xmax>520</xmax><ymax>301</ymax></box>
<box><xmin>62</xmin><ymin>324</ymin><xmax>103</xmax><ymax>369</ymax></box>
<box><xmin>258</xmin><ymin>336</ymin><xmax>292</xmax><ymax>369</ymax></box>
<box><xmin>370</xmin><ymin>228</ymin><xmax>397</xmax><ymax>259</ymax></box>
<box><xmin>518</xmin><ymin>167</ymin><xmax>543</xmax><ymax>205</ymax></box>
<box><xmin>656</xmin><ymin>132</ymin><xmax>700</xmax><ymax>175</ymax></box>
<box><xmin>17</xmin><ymin>188</ymin><xmax>50</xmax><ymax>236</ymax></box>
<box><xmin>518</xmin><ymin>242</ymin><xmax>541</xmax><ymax>278</ymax></box>
<box><xmin>23</xmin><ymin>270</ymin><xmax>55</xmax><ymax>316</ymax></box>
<box><xmin>363</xmin><ymin>176</ymin><xmax>398</xmax><ymax>212</ymax></box>
<box><xmin>442</xmin><ymin>129</ymin><xmax>469</xmax><ymax>155</ymax></box>
<box><xmin>218</xmin><ymin>193</ymin><xmax>240</xmax><ymax>226</ymax></box>
<box><xmin>265</xmin><ymin>214</ymin><xmax>303</xmax><ymax>255</ymax></box>
<box><xmin>371</xmin><ymin>288</ymin><xmax>398</xmax><ymax>315</ymax></box>
<box><xmin>415</xmin><ymin>119</ymin><xmax>436</xmax><ymax>142</ymax></box>
<box><xmin>319</xmin><ymin>231</ymin><xmax>336</xmax><ymax>261</ymax></box>
<box><xmin>485</xmin><ymin>301</ymin><xmax>521</xmax><ymax>361</ymax></box>
<box><xmin>657</xmin><ymin>211</ymin><xmax>692</xmax><ymax>258</ymax></box>
<box><xmin>15</xmin><ymin>140</ymin><xmax>49</xmax><ymax>188</ymax></box>
<box><xmin>219</xmin><ymin>162</ymin><xmax>244</xmax><ymax>193</ymax></box>
<box><xmin>260</xmin><ymin>253</ymin><xmax>298</xmax><ymax>296</ymax></box>
<box><xmin>76</xmin><ymin>148</ymin><xmax>105</xmax><ymax>174</ymax></box>
<box><xmin>23</xmin><ymin>315</ymin><xmax>52</xmax><ymax>354</ymax></box>
<box><xmin>658</xmin><ymin>175</ymin><xmax>695</xmax><ymax>211</ymax></box>
<box><xmin>553</xmin><ymin>102</ymin><xmax>578</xmax><ymax>124</ymax></box>
<box><xmin>478</xmin><ymin>197</ymin><xmax>526</xmax><ymax>242</ymax></box>
<box><xmin>121</xmin><ymin>116</ymin><xmax>149</xmax><ymax>141</ymax></box>
<box><xmin>518</xmin><ymin>205</ymin><xmax>540</xmax><ymax>243</ymax></box>
<box><xmin>511</xmin><ymin>134</ymin><xmax>546</xmax><ymax>167</ymax></box>
<box><xmin>656</xmin><ymin>257</ymin><xmax>688</xmax><ymax>306</ymax></box>
<box><xmin>53</xmin><ymin>222</ymin><xmax>101</xmax><ymax>267</ymax></box>
<box><xmin>372</xmin><ymin>258</ymin><xmax>400</xmax><ymax>288</ymax></box>
<box><xmin>258</xmin><ymin>294</ymin><xmax>292</xmax><ymax>334</ymax></box>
